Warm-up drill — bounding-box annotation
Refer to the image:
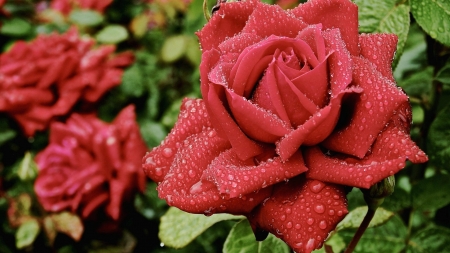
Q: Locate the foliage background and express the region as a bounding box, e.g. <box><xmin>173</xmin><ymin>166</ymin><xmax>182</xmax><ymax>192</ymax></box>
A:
<box><xmin>0</xmin><ymin>0</ymin><xmax>450</xmax><ymax>252</ymax></box>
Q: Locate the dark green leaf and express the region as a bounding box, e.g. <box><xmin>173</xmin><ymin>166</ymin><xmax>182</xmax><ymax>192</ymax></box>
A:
<box><xmin>68</xmin><ymin>10</ymin><xmax>104</xmax><ymax>26</ymax></box>
<box><xmin>223</xmin><ymin>219</ymin><xmax>290</xmax><ymax>253</ymax></box>
<box><xmin>95</xmin><ymin>25</ymin><xmax>129</xmax><ymax>44</ymax></box>
<box><xmin>134</xmin><ymin>182</ymin><xmax>168</xmax><ymax>219</ymax></box>
<box><xmin>120</xmin><ymin>64</ymin><xmax>145</xmax><ymax>97</ymax></box>
<box><xmin>15</xmin><ymin>219</ymin><xmax>40</xmax><ymax>249</ymax></box>
<box><xmin>159</xmin><ymin>207</ymin><xmax>243</xmax><ymax>248</ymax></box>
<box><xmin>411</xmin><ymin>175</ymin><xmax>450</xmax><ymax>211</ymax></box>
<box><xmin>0</xmin><ymin>18</ymin><xmax>32</xmax><ymax>36</ymax></box>
<box><xmin>435</xmin><ymin>59</ymin><xmax>450</xmax><ymax>85</ymax></box>
<box><xmin>0</xmin><ymin>118</ymin><xmax>16</xmax><ymax>146</ymax></box>
<box><xmin>336</xmin><ymin>207</ymin><xmax>394</xmax><ymax>231</ymax></box>
<box><xmin>427</xmin><ymin>104</ymin><xmax>450</xmax><ymax>171</ymax></box>
<box><xmin>411</xmin><ymin>0</ymin><xmax>450</xmax><ymax>46</ymax></box>
<box><xmin>407</xmin><ymin>226</ymin><xmax>450</xmax><ymax>253</ymax></box>
<box><xmin>339</xmin><ymin>215</ymin><xmax>407</xmax><ymax>253</ymax></box>
<box><xmin>398</xmin><ymin>66</ymin><xmax>433</xmax><ymax>100</ymax></box>
<box><xmin>382</xmin><ymin>186</ymin><xmax>411</xmax><ymax>212</ymax></box>
<box><xmin>313</xmin><ymin>233</ymin><xmax>346</xmax><ymax>253</ymax></box>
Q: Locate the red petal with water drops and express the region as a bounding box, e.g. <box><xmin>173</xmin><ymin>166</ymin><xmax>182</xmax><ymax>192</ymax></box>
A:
<box><xmin>196</xmin><ymin>0</ymin><xmax>257</xmax><ymax>51</ymax></box>
<box><xmin>291</xmin><ymin>0</ymin><xmax>359</xmax><ymax>56</ymax></box>
<box><xmin>202</xmin><ymin>149</ymin><xmax>307</xmax><ymax>198</ymax></box>
<box><xmin>241</xmin><ymin>2</ymin><xmax>307</xmax><ymax>39</ymax></box>
<box><xmin>276</xmin><ymin>86</ymin><xmax>362</xmax><ymax>161</ymax></box>
<box><xmin>247</xmin><ymin>177</ymin><xmax>348</xmax><ymax>253</ymax></box>
<box><xmin>157</xmin><ymin>128</ymin><xmax>271</xmax><ymax>215</ymax></box>
<box><xmin>218</xmin><ymin>33</ymin><xmax>262</xmax><ymax>55</ymax></box>
<box><xmin>322</xmin><ymin>29</ymin><xmax>353</xmax><ymax>96</ymax></box>
<box><xmin>142</xmin><ymin>98</ymin><xmax>213</xmax><ymax>182</ymax></box>
<box><xmin>359</xmin><ymin>33</ymin><xmax>398</xmax><ymax>83</ymax></box>
<box><xmin>322</xmin><ymin>56</ymin><xmax>409</xmax><ymax>158</ymax></box>
<box><xmin>306</xmin><ymin>123</ymin><xmax>428</xmax><ymax>189</ymax></box>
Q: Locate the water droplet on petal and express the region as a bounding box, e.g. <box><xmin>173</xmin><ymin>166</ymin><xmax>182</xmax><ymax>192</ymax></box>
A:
<box><xmin>364</xmin><ymin>175</ymin><xmax>373</xmax><ymax>182</ymax></box>
<box><xmin>314</xmin><ymin>204</ymin><xmax>325</xmax><ymax>214</ymax></box>
<box><xmin>319</xmin><ymin>220</ymin><xmax>327</xmax><ymax>229</ymax></box>
<box><xmin>309</xmin><ymin>180</ymin><xmax>325</xmax><ymax>193</ymax></box>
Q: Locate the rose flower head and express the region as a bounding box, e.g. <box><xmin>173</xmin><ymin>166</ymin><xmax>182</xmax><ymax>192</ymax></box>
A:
<box><xmin>34</xmin><ymin>105</ymin><xmax>147</xmax><ymax>223</ymax></box>
<box><xmin>50</xmin><ymin>0</ymin><xmax>113</xmax><ymax>15</ymax></box>
<box><xmin>142</xmin><ymin>0</ymin><xmax>428</xmax><ymax>252</ymax></box>
<box><xmin>0</xmin><ymin>27</ymin><xmax>134</xmax><ymax>136</ymax></box>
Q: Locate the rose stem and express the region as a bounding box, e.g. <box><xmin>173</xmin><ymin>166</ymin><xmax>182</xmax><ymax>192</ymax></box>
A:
<box><xmin>343</xmin><ymin>206</ymin><xmax>377</xmax><ymax>253</ymax></box>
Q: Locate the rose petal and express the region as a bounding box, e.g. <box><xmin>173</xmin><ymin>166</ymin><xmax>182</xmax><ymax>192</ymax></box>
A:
<box><xmin>322</xmin><ymin>56</ymin><xmax>409</xmax><ymax>158</ymax></box>
<box><xmin>196</xmin><ymin>0</ymin><xmax>258</xmax><ymax>51</ymax></box>
<box><xmin>157</xmin><ymin>128</ymin><xmax>271</xmax><ymax>215</ymax></box>
<box><xmin>359</xmin><ymin>33</ymin><xmax>398</xmax><ymax>83</ymax></box>
<box><xmin>297</xmin><ymin>24</ymin><xmax>326</xmax><ymax>62</ymax></box>
<box><xmin>291</xmin><ymin>0</ymin><xmax>359</xmax><ymax>56</ymax></box>
<box><xmin>227</xmin><ymin>87</ymin><xmax>291</xmax><ymax>143</ymax></box>
<box><xmin>276</xmin><ymin>86</ymin><xmax>362</xmax><ymax>161</ymax></box>
<box><xmin>142</xmin><ymin>98</ymin><xmax>212</xmax><ymax>182</ymax></box>
<box><xmin>242</xmin><ymin>1</ymin><xmax>307</xmax><ymax>38</ymax></box>
<box><xmin>306</xmin><ymin>123</ymin><xmax>428</xmax><ymax>189</ymax></box>
<box><xmin>206</xmin><ymin>83</ymin><xmax>264</xmax><ymax>160</ymax></box>
<box><xmin>247</xmin><ymin>177</ymin><xmax>348</xmax><ymax>253</ymax></box>
<box><xmin>202</xmin><ymin>149</ymin><xmax>307</xmax><ymax>198</ymax></box>
<box><xmin>218</xmin><ymin>33</ymin><xmax>263</xmax><ymax>55</ymax></box>
<box><xmin>229</xmin><ymin>36</ymin><xmax>319</xmax><ymax>97</ymax></box>
<box><xmin>322</xmin><ymin>29</ymin><xmax>353</xmax><ymax>95</ymax></box>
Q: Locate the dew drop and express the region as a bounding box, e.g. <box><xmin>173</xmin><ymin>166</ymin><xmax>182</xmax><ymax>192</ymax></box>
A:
<box><xmin>314</xmin><ymin>204</ymin><xmax>325</xmax><ymax>214</ymax></box>
<box><xmin>307</xmin><ymin>218</ymin><xmax>314</xmax><ymax>225</ymax></box>
<box><xmin>364</xmin><ymin>175</ymin><xmax>373</xmax><ymax>182</ymax></box>
<box><xmin>286</xmin><ymin>222</ymin><xmax>293</xmax><ymax>228</ymax></box>
<box><xmin>365</xmin><ymin>102</ymin><xmax>372</xmax><ymax>109</ymax></box>
<box><xmin>309</xmin><ymin>180</ymin><xmax>325</xmax><ymax>193</ymax></box>
<box><xmin>319</xmin><ymin>220</ymin><xmax>327</xmax><ymax>229</ymax></box>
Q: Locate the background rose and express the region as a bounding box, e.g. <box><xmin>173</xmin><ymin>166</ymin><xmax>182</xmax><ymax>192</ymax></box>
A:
<box><xmin>0</xmin><ymin>27</ymin><xmax>134</xmax><ymax>136</ymax></box>
<box><xmin>143</xmin><ymin>0</ymin><xmax>428</xmax><ymax>252</ymax></box>
<box><xmin>34</xmin><ymin>105</ymin><xmax>147</xmax><ymax>222</ymax></box>
<box><xmin>50</xmin><ymin>0</ymin><xmax>113</xmax><ymax>15</ymax></box>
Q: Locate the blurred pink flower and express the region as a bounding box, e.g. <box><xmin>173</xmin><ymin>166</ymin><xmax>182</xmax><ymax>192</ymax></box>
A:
<box><xmin>34</xmin><ymin>105</ymin><xmax>147</xmax><ymax>221</ymax></box>
<box><xmin>51</xmin><ymin>0</ymin><xmax>113</xmax><ymax>14</ymax></box>
<box><xmin>0</xmin><ymin>27</ymin><xmax>134</xmax><ymax>136</ymax></box>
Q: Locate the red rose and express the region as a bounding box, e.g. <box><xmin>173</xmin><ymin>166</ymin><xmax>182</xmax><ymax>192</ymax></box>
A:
<box><xmin>34</xmin><ymin>105</ymin><xmax>147</xmax><ymax>222</ymax></box>
<box><xmin>142</xmin><ymin>0</ymin><xmax>428</xmax><ymax>252</ymax></box>
<box><xmin>0</xmin><ymin>27</ymin><xmax>134</xmax><ymax>136</ymax></box>
<box><xmin>50</xmin><ymin>0</ymin><xmax>113</xmax><ymax>15</ymax></box>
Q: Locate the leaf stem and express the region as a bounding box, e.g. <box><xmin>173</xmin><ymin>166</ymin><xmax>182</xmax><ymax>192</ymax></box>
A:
<box><xmin>343</xmin><ymin>206</ymin><xmax>377</xmax><ymax>253</ymax></box>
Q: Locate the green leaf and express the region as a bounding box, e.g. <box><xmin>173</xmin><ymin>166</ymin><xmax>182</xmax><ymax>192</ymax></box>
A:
<box><xmin>411</xmin><ymin>175</ymin><xmax>450</xmax><ymax>211</ymax></box>
<box><xmin>17</xmin><ymin>152</ymin><xmax>38</xmax><ymax>181</ymax></box>
<box><xmin>95</xmin><ymin>25</ymin><xmax>129</xmax><ymax>44</ymax></box>
<box><xmin>435</xmin><ymin>59</ymin><xmax>450</xmax><ymax>85</ymax></box>
<box><xmin>50</xmin><ymin>212</ymin><xmax>84</xmax><ymax>241</ymax></box>
<box><xmin>16</xmin><ymin>219</ymin><xmax>40</xmax><ymax>249</ymax></box>
<box><xmin>0</xmin><ymin>18</ymin><xmax>32</xmax><ymax>36</ymax></box>
<box><xmin>161</xmin><ymin>35</ymin><xmax>187</xmax><ymax>63</ymax></box>
<box><xmin>407</xmin><ymin>226</ymin><xmax>450</xmax><ymax>253</ymax></box>
<box><xmin>398</xmin><ymin>66</ymin><xmax>433</xmax><ymax>100</ymax></box>
<box><xmin>223</xmin><ymin>219</ymin><xmax>290</xmax><ymax>253</ymax></box>
<box><xmin>354</xmin><ymin>0</ymin><xmax>410</xmax><ymax>66</ymax></box>
<box><xmin>68</xmin><ymin>10</ymin><xmax>104</xmax><ymax>27</ymax></box>
<box><xmin>120</xmin><ymin>64</ymin><xmax>145</xmax><ymax>97</ymax></box>
<box><xmin>427</xmin><ymin>104</ymin><xmax>450</xmax><ymax>171</ymax></box>
<box><xmin>339</xmin><ymin>215</ymin><xmax>407</xmax><ymax>253</ymax></box>
<box><xmin>0</xmin><ymin>118</ymin><xmax>16</xmax><ymax>146</ymax></box>
<box><xmin>139</xmin><ymin>121</ymin><xmax>167</xmax><ymax>148</ymax></box>
<box><xmin>134</xmin><ymin>182</ymin><xmax>168</xmax><ymax>219</ymax></box>
<box><xmin>159</xmin><ymin>207</ymin><xmax>243</xmax><ymax>248</ymax></box>
<box><xmin>411</xmin><ymin>0</ymin><xmax>450</xmax><ymax>46</ymax></box>
<box><xmin>336</xmin><ymin>206</ymin><xmax>394</xmax><ymax>231</ymax></box>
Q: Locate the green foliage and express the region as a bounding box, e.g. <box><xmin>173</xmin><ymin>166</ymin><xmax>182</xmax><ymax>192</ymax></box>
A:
<box><xmin>223</xmin><ymin>219</ymin><xmax>290</xmax><ymax>253</ymax></box>
<box><xmin>159</xmin><ymin>207</ymin><xmax>243</xmax><ymax>248</ymax></box>
<box><xmin>411</xmin><ymin>175</ymin><xmax>450</xmax><ymax>211</ymax></box>
<box><xmin>336</xmin><ymin>207</ymin><xmax>394</xmax><ymax>230</ymax></box>
<box><xmin>339</xmin><ymin>215</ymin><xmax>408</xmax><ymax>253</ymax></box>
<box><xmin>406</xmin><ymin>226</ymin><xmax>450</xmax><ymax>253</ymax></box>
<box><xmin>68</xmin><ymin>10</ymin><xmax>104</xmax><ymax>27</ymax></box>
<box><xmin>411</xmin><ymin>0</ymin><xmax>450</xmax><ymax>46</ymax></box>
<box><xmin>427</xmin><ymin>104</ymin><xmax>450</xmax><ymax>171</ymax></box>
<box><xmin>0</xmin><ymin>18</ymin><xmax>32</xmax><ymax>36</ymax></box>
<box><xmin>15</xmin><ymin>219</ymin><xmax>40</xmax><ymax>249</ymax></box>
<box><xmin>95</xmin><ymin>25</ymin><xmax>129</xmax><ymax>44</ymax></box>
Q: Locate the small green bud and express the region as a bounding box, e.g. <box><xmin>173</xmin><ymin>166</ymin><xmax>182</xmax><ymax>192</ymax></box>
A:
<box><xmin>362</xmin><ymin>176</ymin><xmax>395</xmax><ymax>210</ymax></box>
